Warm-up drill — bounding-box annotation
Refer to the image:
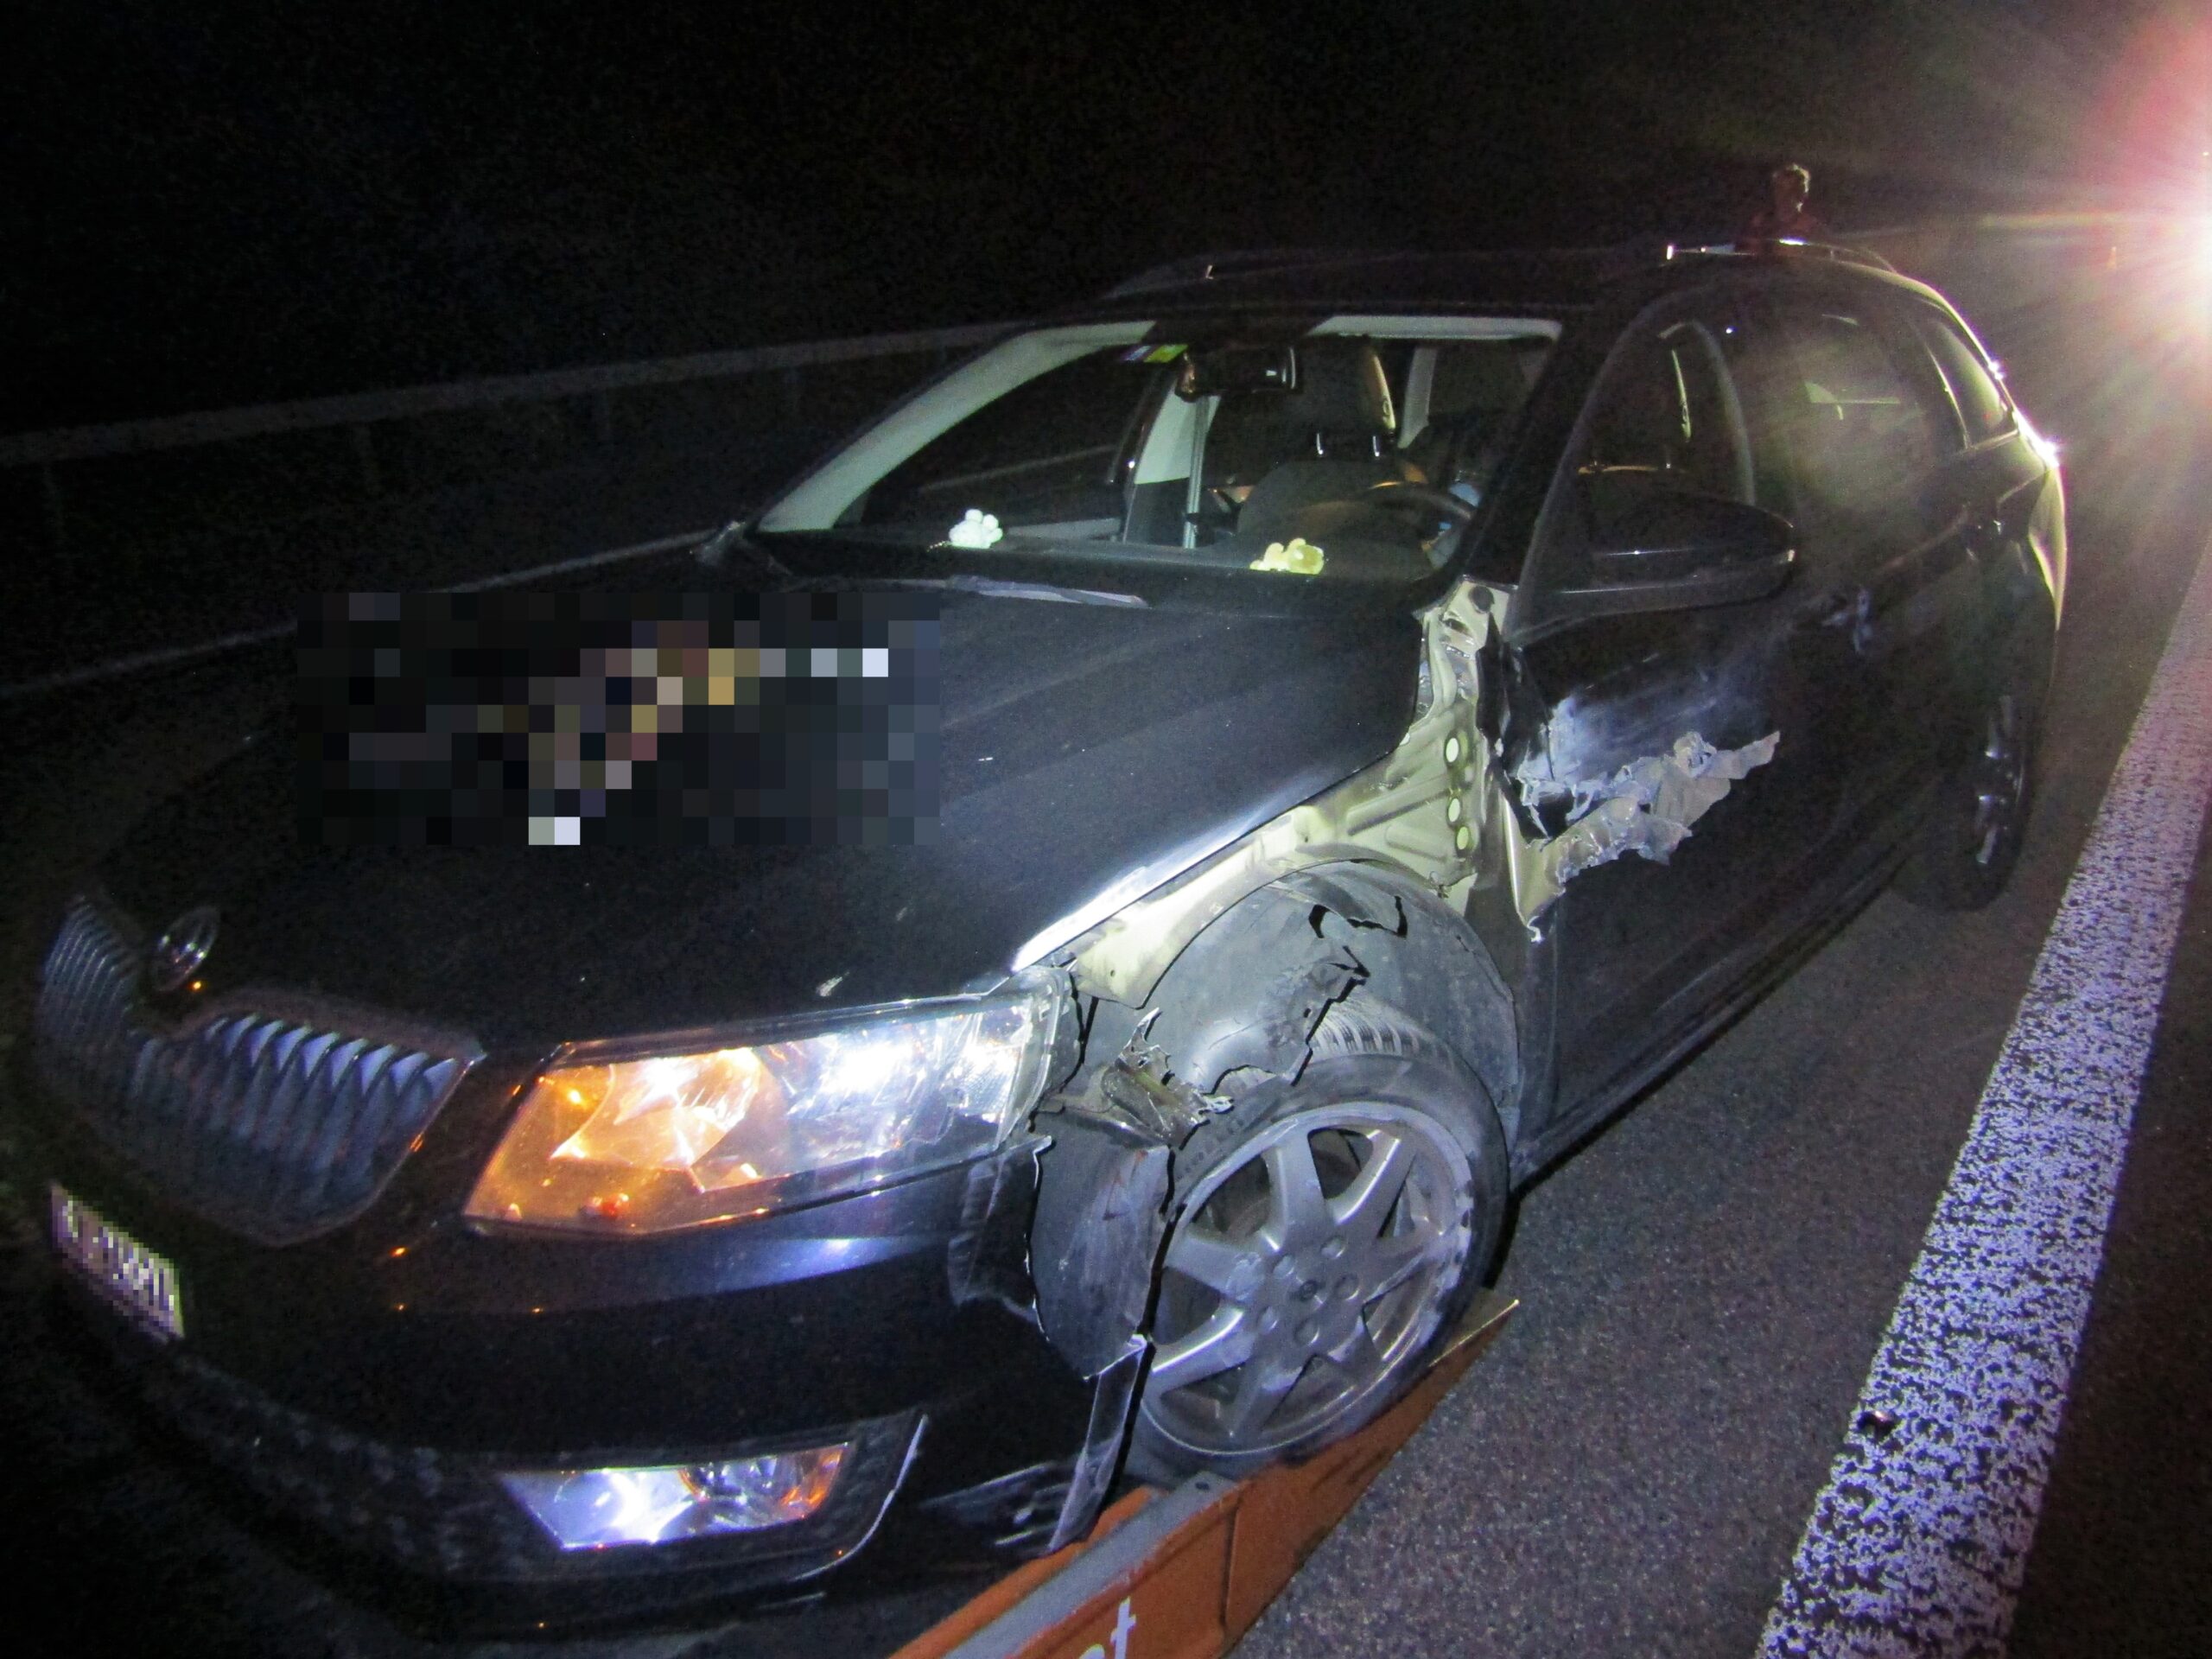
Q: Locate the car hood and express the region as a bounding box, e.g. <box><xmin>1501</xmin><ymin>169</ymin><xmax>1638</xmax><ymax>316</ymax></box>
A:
<box><xmin>95</xmin><ymin>591</ymin><xmax>1419</xmax><ymax>1056</ymax></box>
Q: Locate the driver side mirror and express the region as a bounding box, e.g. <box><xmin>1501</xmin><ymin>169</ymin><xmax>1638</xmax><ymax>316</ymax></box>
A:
<box><xmin>1515</xmin><ymin>473</ymin><xmax>1798</xmax><ymax>638</ymax></box>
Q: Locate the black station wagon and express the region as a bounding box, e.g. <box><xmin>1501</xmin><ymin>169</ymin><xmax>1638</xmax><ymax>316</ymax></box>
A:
<box><xmin>17</xmin><ymin>243</ymin><xmax>2065</xmax><ymax>1627</ymax></box>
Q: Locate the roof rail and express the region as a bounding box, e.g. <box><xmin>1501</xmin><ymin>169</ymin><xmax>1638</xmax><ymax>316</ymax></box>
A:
<box><xmin>1663</xmin><ymin>238</ymin><xmax>1898</xmax><ymax>274</ymax></box>
<box><xmin>1101</xmin><ymin>237</ymin><xmax>1903</xmax><ymax>304</ymax></box>
<box><xmin>1103</xmin><ymin>249</ymin><xmax>1384</xmax><ymax>299</ymax></box>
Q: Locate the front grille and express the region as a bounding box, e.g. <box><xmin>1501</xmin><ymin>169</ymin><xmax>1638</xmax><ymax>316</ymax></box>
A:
<box><xmin>32</xmin><ymin>897</ymin><xmax>480</xmax><ymax>1243</ymax></box>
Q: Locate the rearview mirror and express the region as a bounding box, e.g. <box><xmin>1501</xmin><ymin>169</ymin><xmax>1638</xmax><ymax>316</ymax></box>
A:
<box><xmin>1515</xmin><ymin>476</ymin><xmax>1798</xmax><ymax>638</ymax></box>
<box><xmin>1176</xmin><ymin>345</ymin><xmax>1299</xmax><ymax>402</ymax></box>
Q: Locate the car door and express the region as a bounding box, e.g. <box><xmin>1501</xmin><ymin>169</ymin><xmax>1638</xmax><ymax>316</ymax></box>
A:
<box><xmin>1751</xmin><ymin>283</ymin><xmax>1985</xmax><ymax>834</ymax></box>
<box><xmin>1898</xmin><ymin>296</ymin><xmax>2059</xmax><ymax>679</ymax></box>
<box><xmin>1505</xmin><ymin>287</ymin><xmax>1869</xmax><ymax>1115</ymax></box>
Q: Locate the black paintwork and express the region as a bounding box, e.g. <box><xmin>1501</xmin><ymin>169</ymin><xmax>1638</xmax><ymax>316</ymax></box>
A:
<box><xmin>1497</xmin><ymin>260</ymin><xmax>2064</xmax><ymax>1173</ymax></box>
<box><xmin>99</xmin><ymin>570</ymin><xmax>1419</xmax><ymax>1054</ymax></box>
<box><xmin>11</xmin><ymin>245</ymin><xmax>2064</xmax><ymax>1624</ymax></box>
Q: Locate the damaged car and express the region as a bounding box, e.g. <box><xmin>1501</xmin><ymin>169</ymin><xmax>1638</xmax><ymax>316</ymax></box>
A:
<box><xmin>15</xmin><ymin>242</ymin><xmax>2064</xmax><ymax>1628</ymax></box>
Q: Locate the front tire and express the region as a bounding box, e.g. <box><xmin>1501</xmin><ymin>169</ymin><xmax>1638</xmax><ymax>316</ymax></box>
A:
<box><xmin>1128</xmin><ymin>996</ymin><xmax>1509</xmax><ymax>1483</ymax></box>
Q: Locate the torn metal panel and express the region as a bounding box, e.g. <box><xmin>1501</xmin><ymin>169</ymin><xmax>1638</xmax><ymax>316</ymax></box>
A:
<box><xmin>1072</xmin><ymin>579</ymin><xmax>1498</xmax><ymax>1006</ymax></box>
<box><xmin>1550</xmin><ymin>730</ymin><xmax>1782</xmax><ymax>829</ymax></box>
<box><xmin>1521</xmin><ymin>730</ymin><xmax>1781</xmax><ymax>911</ymax></box>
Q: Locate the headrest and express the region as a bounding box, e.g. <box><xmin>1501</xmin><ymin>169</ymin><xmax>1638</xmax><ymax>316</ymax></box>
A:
<box><xmin>1269</xmin><ymin>342</ymin><xmax>1396</xmax><ymax>436</ymax></box>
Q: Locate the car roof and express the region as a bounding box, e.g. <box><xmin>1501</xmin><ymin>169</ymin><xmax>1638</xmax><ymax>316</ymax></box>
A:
<box><xmin>1053</xmin><ymin>244</ymin><xmax>1949</xmax><ymax>328</ymax></box>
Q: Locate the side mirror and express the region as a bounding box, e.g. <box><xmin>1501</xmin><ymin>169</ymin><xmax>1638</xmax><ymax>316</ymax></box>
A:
<box><xmin>1517</xmin><ymin>474</ymin><xmax>1798</xmax><ymax>636</ymax></box>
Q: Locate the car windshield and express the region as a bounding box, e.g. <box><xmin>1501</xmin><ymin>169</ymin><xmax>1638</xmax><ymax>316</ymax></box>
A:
<box><xmin>757</xmin><ymin>316</ymin><xmax>1558</xmax><ymax>584</ymax></box>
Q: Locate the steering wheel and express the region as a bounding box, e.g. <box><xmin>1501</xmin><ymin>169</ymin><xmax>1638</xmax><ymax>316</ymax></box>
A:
<box><xmin>1364</xmin><ymin>480</ymin><xmax>1478</xmax><ymax>526</ymax></box>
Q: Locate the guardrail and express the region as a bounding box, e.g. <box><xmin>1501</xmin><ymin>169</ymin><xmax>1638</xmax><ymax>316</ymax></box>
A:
<box><xmin>0</xmin><ymin>318</ymin><xmax>1020</xmax><ymax>700</ymax></box>
<box><xmin>2</xmin><ymin>320</ymin><xmax>1014</xmax><ymax>550</ymax></box>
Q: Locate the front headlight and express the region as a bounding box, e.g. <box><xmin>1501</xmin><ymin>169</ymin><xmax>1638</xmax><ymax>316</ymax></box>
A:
<box><xmin>466</xmin><ymin>988</ymin><xmax>1061</xmax><ymax>1235</ymax></box>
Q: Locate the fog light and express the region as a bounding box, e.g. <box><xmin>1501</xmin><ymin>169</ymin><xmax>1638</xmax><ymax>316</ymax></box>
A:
<box><xmin>501</xmin><ymin>1443</ymin><xmax>848</xmax><ymax>1550</ymax></box>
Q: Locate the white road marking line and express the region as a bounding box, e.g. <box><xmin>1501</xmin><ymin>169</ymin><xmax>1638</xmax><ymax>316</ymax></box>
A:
<box><xmin>1760</xmin><ymin>542</ymin><xmax>2212</xmax><ymax>1657</ymax></box>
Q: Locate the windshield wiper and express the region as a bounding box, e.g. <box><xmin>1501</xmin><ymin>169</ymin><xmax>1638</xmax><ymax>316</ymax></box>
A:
<box><xmin>693</xmin><ymin>519</ymin><xmax>791</xmax><ymax>579</ymax></box>
<box><xmin>919</xmin><ymin>574</ymin><xmax>1147</xmax><ymax>609</ymax></box>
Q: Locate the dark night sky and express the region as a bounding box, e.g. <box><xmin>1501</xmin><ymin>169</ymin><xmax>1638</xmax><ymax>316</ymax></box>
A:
<box><xmin>8</xmin><ymin>0</ymin><xmax>2206</xmax><ymax>432</ymax></box>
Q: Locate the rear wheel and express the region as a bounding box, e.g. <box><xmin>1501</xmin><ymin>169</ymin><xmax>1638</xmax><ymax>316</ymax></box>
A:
<box><xmin>1895</xmin><ymin>647</ymin><xmax>2045</xmax><ymax>911</ymax></box>
<box><xmin>1128</xmin><ymin>996</ymin><xmax>1508</xmax><ymax>1482</ymax></box>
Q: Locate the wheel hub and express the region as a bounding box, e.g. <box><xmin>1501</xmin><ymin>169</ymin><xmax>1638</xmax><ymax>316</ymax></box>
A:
<box><xmin>1250</xmin><ymin>1241</ymin><xmax>1368</xmax><ymax>1364</ymax></box>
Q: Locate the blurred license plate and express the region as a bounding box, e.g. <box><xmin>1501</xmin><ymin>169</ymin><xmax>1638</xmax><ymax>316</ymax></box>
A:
<box><xmin>50</xmin><ymin>1185</ymin><xmax>185</xmax><ymax>1342</ymax></box>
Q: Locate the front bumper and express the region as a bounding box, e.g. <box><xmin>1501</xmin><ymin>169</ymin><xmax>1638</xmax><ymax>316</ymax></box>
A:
<box><xmin>17</xmin><ymin>1080</ymin><xmax>1112</xmax><ymax>1629</ymax></box>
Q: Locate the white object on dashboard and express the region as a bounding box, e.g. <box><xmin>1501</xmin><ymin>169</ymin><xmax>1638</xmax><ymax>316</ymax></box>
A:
<box><xmin>947</xmin><ymin>510</ymin><xmax>1004</xmax><ymax>549</ymax></box>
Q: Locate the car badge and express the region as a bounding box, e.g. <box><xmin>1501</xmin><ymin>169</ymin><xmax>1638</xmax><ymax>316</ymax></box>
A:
<box><xmin>147</xmin><ymin>906</ymin><xmax>220</xmax><ymax>994</ymax></box>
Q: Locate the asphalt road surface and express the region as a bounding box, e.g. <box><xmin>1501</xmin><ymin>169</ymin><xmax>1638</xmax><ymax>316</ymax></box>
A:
<box><xmin>3</xmin><ymin>297</ymin><xmax>2206</xmax><ymax>1659</ymax></box>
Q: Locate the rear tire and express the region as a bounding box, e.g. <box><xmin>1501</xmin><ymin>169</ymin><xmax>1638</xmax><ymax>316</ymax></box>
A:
<box><xmin>1894</xmin><ymin>643</ymin><xmax>2047</xmax><ymax>911</ymax></box>
<box><xmin>1127</xmin><ymin>995</ymin><xmax>1509</xmax><ymax>1484</ymax></box>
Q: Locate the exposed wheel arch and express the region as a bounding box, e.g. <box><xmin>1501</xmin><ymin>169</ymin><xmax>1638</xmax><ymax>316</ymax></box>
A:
<box><xmin>1128</xmin><ymin>860</ymin><xmax>1522</xmax><ymax>1147</ymax></box>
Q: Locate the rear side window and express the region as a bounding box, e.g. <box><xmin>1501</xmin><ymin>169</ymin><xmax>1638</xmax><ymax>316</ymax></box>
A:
<box><xmin>1913</xmin><ymin>308</ymin><xmax>2013</xmax><ymax>444</ymax></box>
<box><xmin>1765</xmin><ymin>306</ymin><xmax>1941</xmax><ymax>517</ymax></box>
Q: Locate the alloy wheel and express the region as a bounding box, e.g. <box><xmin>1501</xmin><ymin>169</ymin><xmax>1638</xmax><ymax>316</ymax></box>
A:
<box><xmin>1970</xmin><ymin>692</ymin><xmax>2029</xmax><ymax>868</ymax></box>
<box><xmin>1141</xmin><ymin>1103</ymin><xmax>1473</xmax><ymax>1460</ymax></box>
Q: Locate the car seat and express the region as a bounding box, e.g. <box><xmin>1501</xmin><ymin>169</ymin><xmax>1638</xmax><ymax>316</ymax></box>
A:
<box><xmin>1219</xmin><ymin>343</ymin><xmax>1415</xmax><ymax>542</ymax></box>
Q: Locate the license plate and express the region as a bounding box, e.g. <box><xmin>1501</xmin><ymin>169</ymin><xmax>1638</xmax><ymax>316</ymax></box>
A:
<box><xmin>50</xmin><ymin>1185</ymin><xmax>186</xmax><ymax>1342</ymax></box>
